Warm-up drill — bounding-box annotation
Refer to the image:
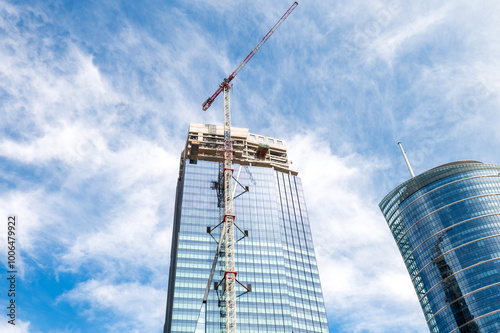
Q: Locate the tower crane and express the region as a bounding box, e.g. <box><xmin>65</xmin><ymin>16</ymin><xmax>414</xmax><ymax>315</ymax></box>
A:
<box><xmin>201</xmin><ymin>2</ymin><xmax>298</xmax><ymax>333</ymax></box>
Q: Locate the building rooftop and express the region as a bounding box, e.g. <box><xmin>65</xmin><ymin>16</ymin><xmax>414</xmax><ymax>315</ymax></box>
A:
<box><xmin>427</xmin><ymin>160</ymin><xmax>483</xmax><ymax>172</ymax></box>
<box><xmin>178</xmin><ymin>123</ymin><xmax>297</xmax><ymax>179</ymax></box>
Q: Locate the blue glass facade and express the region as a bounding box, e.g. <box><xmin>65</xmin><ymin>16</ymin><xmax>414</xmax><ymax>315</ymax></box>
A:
<box><xmin>379</xmin><ymin>161</ymin><xmax>500</xmax><ymax>333</ymax></box>
<box><xmin>164</xmin><ymin>159</ymin><xmax>329</xmax><ymax>333</ymax></box>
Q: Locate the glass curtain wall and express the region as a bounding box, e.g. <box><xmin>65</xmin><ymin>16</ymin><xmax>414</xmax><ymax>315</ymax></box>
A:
<box><xmin>380</xmin><ymin>162</ymin><xmax>500</xmax><ymax>333</ymax></box>
<box><xmin>165</xmin><ymin>160</ymin><xmax>329</xmax><ymax>333</ymax></box>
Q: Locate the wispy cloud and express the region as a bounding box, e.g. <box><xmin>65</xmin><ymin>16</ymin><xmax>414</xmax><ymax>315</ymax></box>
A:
<box><xmin>289</xmin><ymin>132</ymin><xmax>427</xmax><ymax>332</ymax></box>
<box><xmin>0</xmin><ymin>320</ymin><xmax>31</xmax><ymax>333</ymax></box>
<box><xmin>60</xmin><ymin>280</ymin><xmax>165</xmax><ymax>332</ymax></box>
<box><xmin>371</xmin><ymin>4</ymin><xmax>452</xmax><ymax>64</ymax></box>
<box><xmin>2</xmin><ymin>0</ymin><xmax>500</xmax><ymax>332</ymax></box>
<box><xmin>0</xmin><ymin>1</ymin><xmax>188</xmax><ymax>330</ymax></box>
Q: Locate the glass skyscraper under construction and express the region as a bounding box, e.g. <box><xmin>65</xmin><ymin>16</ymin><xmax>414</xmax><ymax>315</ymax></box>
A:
<box><xmin>164</xmin><ymin>124</ymin><xmax>329</xmax><ymax>333</ymax></box>
<box><xmin>380</xmin><ymin>161</ymin><xmax>500</xmax><ymax>333</ymax></box>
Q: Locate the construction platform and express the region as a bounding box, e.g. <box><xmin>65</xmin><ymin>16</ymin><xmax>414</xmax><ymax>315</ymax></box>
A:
<box><xmin>178</xmin><ymin>123</ymin><xmax>297</xmax><ymax>179</ymax></box>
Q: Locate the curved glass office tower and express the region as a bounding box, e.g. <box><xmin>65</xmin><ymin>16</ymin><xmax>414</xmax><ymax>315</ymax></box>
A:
<box><xmin>164</xmin><ymin>124</ymin><xmax>329</xmax><ymax>333</ymax></box>
<box><xmin>380</xmin><ymin>161</ymin><xmax>500</xmax><ymax>333</ymax></box>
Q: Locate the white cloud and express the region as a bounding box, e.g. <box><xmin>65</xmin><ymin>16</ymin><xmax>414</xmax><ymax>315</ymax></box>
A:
<box><xmin>0</xmin><ymin>123</ymin><xmax>106</xmax><ymax>165</ymax></box>
<box><xmin>0</xmin><ymin>4</ymin><xmax>188</xmax><ymax>330</ymax></box>
<box><xmin>2</xmin><ymin>0</ymin><xmax>500</xmax><ymax>332</ymax></box>
<box><xmin>60</xmin><ymin>279</ymin><xmax>165</xmax><ymax>332</ymax></box>
<box><xmin>57</xmin><ymin>138</ymin><xmax>177</xmax><ymax>277</ymax></box>
<box><xmin>0</xmin><ymin>32</ymin><xmax>118</xmax><ymax>128</ymax></box>
<box><xmin>289</xmin><ymin>132</ymin><xmax>427</xmax><ymax>332</ymax></box>
<box><xmin>0</xmin><ymin>190</ymin><xmax>46</xmax><ymax>262</ymax></box>
<box><xmin>0</xmin><ymin>320</ymin><xmax>31</xmax><ymax>333</ymax></box>
<box><xmin>371</xmin><ymin>4</ymin><xmax>451</xmax><ymax>63</ymax></box>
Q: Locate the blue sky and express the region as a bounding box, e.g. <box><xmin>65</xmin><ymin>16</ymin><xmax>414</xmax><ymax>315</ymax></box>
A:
<box><xmin>0</xmin><ymin>0</ymin><xmax>499</xmax><ymax>332</ymax></box>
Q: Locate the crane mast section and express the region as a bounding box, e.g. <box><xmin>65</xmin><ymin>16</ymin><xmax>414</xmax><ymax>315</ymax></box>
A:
<box><xmin>202</xmin><ymin>1</ymin><xmax>298</xmax><ymax>111</ymax></box>
<box><xmin>222</xmin><ymin>86</ymin><xmax>237</xmax><ymax>333</ymax></box>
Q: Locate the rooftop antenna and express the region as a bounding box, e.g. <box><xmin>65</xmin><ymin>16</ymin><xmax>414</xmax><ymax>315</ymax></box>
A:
<box><xmin>398</xmin><ymin>142</ymin><xmax>415</xmax><ymax>178</ymax></box>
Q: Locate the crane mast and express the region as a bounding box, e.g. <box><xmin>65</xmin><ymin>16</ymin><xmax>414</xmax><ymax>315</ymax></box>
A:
<box><xmin>222</xmin><ymin>84</ymin><xmax>237</xmax><ymax>332</ymax></box>
<box><xmin>202</xmin><ymin>3</ymin><xmax>298</xmax><ymax>333</ymax></box>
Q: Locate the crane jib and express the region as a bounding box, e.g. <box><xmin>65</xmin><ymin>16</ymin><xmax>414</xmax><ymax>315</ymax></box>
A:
<box><xmin>201</xmin><ymin>1</ymin><xmax>298</xmax><ymax>111</ymax></box>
